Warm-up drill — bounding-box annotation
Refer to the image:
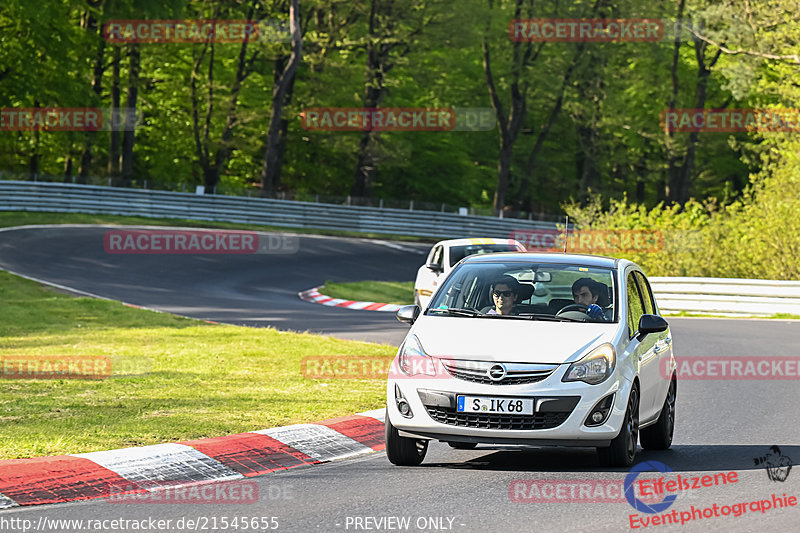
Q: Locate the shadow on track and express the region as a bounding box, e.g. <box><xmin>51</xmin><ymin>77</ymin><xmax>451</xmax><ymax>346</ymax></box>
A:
<box><xmin>424</xmin><ymin>444</ymin><xmax>800</xmax><ymax>473</ymax></box>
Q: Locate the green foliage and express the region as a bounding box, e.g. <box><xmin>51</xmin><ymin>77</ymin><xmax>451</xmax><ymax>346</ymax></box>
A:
<box><xmin>0</xmin><ymin>0</ymin><xmax>798</xmax><ymax>218</ymax></box>
<box><xmin>564</xmin><ymin>166</ymin><xmax>800</xmax><ymax>279</ymax></box>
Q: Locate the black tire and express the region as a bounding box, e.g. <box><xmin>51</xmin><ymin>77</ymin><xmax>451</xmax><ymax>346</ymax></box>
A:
<box><xmin>385</xmin><ymin>417</ymin><xmax>428</xmax><ymax>466</ymax></box>
<box><xmin>447</xmin><ymin>441</ymin><xmax>478</xmax><ymax>450</ymax></box>
<box><xmin>640</xmin><ymin>378</ymin><xmax>676</xmax><ymax>450</ymax></box>
<box><xmin>597</xmin><ymin>386</ymin><xmax>639</xmax><ymax>467</ymax></box>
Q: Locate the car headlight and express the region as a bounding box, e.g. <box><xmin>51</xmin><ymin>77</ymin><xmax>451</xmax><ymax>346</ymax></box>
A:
<box><xmin>562</xmin><ymin>343</ymin><xmax>615</xmax><ymax>385</ymax></box>
<box><xmin>397</xmin><ymin>335</ymin><xmax>437</xmax><ymax>376</ymax></box>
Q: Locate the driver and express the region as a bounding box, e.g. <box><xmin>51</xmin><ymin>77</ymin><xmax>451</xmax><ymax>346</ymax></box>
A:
<box><xmin>487</xmin><ymin>275</ymin><xmax>521</xmax><ymax>315</ymax></box>
<box><xmin>571</xmin><ymin>278</ymin><xmax>608</xmax><ymax>321</ymax></box>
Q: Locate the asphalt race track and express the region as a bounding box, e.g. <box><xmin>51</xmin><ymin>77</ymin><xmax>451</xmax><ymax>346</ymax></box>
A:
<box><xmin>0</xmin><ymin>225</ymin><xmax>430</xmax><ymax>345</ymax></box>
<box><xmin>2</xmin><ymin>224</ymin><xmax>800</xmax><ymax>532</ymax></box>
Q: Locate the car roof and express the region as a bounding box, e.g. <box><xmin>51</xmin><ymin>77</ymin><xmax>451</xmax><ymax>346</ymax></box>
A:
<box><xmin>461</xmin><ymin>251</ymin><xmax>622</xmax><ymax>268</ymax></box>
<box><xmin>433</xmin><ymin>238</ymin><xmax>523</xmax><ymax>247</ymax></box>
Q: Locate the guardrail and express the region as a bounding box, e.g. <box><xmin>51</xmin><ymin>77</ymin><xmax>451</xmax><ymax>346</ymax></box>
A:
<box><xmin>650</xmin><ymin>277</ymin><xmax>800</xmax><ymax>317</ymax></box>
<box><xmin>2</xmin><ymin>181</ymin><xmax>797</xmax><ymax>317</ymax></box>
<box><xmin>0</xmin><ymin>181</ymin><xmax>555</xmax><ymax>240</ymax></box>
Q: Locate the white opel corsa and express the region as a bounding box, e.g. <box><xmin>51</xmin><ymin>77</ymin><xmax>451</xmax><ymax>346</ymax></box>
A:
<box><xmin>413</xmin><ymin>238</ymin><xmax>526</xmax><ymax>309</ymax></box>
<box><xmin>386</xmin><ymin>252</ymin><xmax>677</xmax><ymax>467</ymax></box>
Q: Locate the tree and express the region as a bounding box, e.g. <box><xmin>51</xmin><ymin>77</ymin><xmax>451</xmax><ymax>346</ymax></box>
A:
<box><xmin>260</xmin><ymin>0</ymin><xmax>302</xmax><ymax>197</ymax></box>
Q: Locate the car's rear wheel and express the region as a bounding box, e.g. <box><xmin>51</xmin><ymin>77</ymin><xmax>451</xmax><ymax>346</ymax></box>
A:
<box><xmin>447</xmin><ymin>441</ymin><xmax>477</xmax><ymax>450</ymax></box>
<box><xmin>385</xmin><ymin>418</ymin><xmax>428</xmax><ymax>466</ymax></box>
<box><xmin>597</xmin><ymin>385</ymin><xmax>639</xmax><ymax>467</ymax></box>
<box><xmin>640</xmin><ymin>377</ymin><xmax>676</xmax><ymax>450</ymax></box>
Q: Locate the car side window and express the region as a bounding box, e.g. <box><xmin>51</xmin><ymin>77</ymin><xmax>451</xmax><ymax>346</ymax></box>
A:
<box><xmin>633</xmin><ymin>272</ymin><xmax>655</xmax><ymax>315</ymax></box>
<box><xmin>626</xmin><ymin>272</ymin><xmax>645</xmax><ymax>338</ymax></box>
<box><xmin>431</xmin><ymin>246</ymin><xmax>444</xmax><ymax>268</ymax></box>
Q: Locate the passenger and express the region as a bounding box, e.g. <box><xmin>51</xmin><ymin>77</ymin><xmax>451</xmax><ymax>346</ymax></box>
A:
<box><xmin>487</xmin><ymin>275</ymin><xmax>521</xmax><ymax>315</ymax></box>
<box><xmin>571</xmin><ymin>278</ymin><xmax>609</xmax><ymax>321</ymax></box>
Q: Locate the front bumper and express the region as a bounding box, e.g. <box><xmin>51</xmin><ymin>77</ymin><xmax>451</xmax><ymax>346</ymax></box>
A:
<box><xmin>387</xmin><ymin>365</ymin><xmax>632</xmax><ymax>446</ymax></box>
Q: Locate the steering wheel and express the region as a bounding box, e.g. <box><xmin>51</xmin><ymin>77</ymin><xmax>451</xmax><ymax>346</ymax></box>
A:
<box><xmin>556</xmin><ymin>303</ymin><xmax>590</xmax><ymax>316</ymax></box>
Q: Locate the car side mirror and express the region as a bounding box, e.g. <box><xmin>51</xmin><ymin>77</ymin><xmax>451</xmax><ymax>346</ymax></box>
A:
<box><xmin>426</xmin><ymin>263</ymin><xmax>443</xmax><ymax>273</ymax></box>
<box><xmin>396</xmin><ymin>305</ymin><xmax>421</xmax><ymax>325</ymax></box>
<box><xmin>637</xmin><ymin>314</ymin><xmax>668</xmax><ymax>340</ymax></box>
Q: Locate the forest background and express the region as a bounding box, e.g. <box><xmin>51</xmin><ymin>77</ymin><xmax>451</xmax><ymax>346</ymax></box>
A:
<box><xmin>2</xmin><ymin>0</ymin><xmax>799</xmax><ymax>277</ymax></box>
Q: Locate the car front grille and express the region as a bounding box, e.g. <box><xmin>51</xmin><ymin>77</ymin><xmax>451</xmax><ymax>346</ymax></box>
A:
<box><xmin>424</xmin><ymin>406</ymin><xmax>570</xmax><ymax>430</ymax></box>
<box><xmin>441</xmin><ymin>360</ymin><xmax>559</xmax><ymax>386</ymax></box>
<box><xmin>444</xmin><ymin>368</ymin><xmax>548</xmax><ymax>385</ymax></box>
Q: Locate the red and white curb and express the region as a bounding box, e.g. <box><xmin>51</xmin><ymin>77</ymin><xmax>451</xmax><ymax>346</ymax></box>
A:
<box><xmin>298</xmin><ymin>286</ymin><xmax>403</xmax><ymax>312</ymax></box>
<box><xmin>0</xmin><ymin>409</ymin><xmax>385</xmax><ymax>508</ymax></box>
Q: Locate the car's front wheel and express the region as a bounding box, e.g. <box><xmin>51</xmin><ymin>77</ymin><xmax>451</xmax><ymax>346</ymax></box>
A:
<box><xmin>385</xmin><ymin>418</ymin><xmax>428</xmax><ymax>466</ymax></box>
<box><xmin>597</xmin><ymin>385</ymin><xmax>639</xmax><ymax>467</ymax></box>
<box><xmin>640</xmin><ymin>377</ymin><xmax>676</xmax><ymax>450</ymax></box>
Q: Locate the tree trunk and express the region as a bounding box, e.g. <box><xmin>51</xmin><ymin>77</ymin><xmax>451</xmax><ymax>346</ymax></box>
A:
<box><xmin>260</xmin><ymin>0</ymin><xmax>302</xmax><ymax>197</ymax></box>
<box><xmin>64</xmin><ymin>156</ymin><xmax>73</xmax><ymax>181</ymax></box>
<box><xmin>78</xmin><ymin>6</ymin><xmax>105</xmax><ymax>179</ymax></box>
<box><xmin>483</xmin><ymin>0</ymin><xmax>531</xmax><ymax>215</ymax></box>
<box><xmin>352</xmin><ymin>0</ymin><xmax>390</xmax><ymax>198</ymax></box>
<box><xmin>120</xmin><ymin>44</ymin><xmax>140</xmax><ymax>183</ymax></box>
<box><xmin>664</xmin><ymin>0</ymin><xmax>686</xmax><ymax>203</ymax></box>
<box><xmin>207</xmin><ymin>1</ymin><xmax>260</xmax><ymax>193</ymax></box>
<box><xmin>515</xmin><ymin>41</ymin><xmax>587</xmax><ymax>208</ymax></box>
<box><xmin>108</xmin><ymin>46</ymin><xmax>121</xmax><ymax>177</ymax></box>
<box><xmin>675</xmin><ymin>39</ymin><xmax>722</xmax><ymax>203</ymax></box>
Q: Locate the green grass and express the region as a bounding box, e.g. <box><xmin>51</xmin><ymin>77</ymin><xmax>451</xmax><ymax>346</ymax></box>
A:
<box><xmin>664</xmin><ymin>311</ymin><xmax>800</xmax><ymax>319</ymax></box>
<box><xmin>320</xmin><ymin>280</ymin><xmax>415</xmax><ymax>305</ymax></box>
<box><xmin>0</xmin><ymin>271</ymin><xmax>394</xmax><ymax>459</ymax></box>
<box><xmin>0</xmin><ymin>211</ymin><xmax>437</xmax><ymax>243</ymax></box>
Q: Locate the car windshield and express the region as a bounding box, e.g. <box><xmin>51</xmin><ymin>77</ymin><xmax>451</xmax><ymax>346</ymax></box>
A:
<box><xmin>449</xmin><ymin>243</ymin><xmax>520</xmax><ymax>267</ymax></box>
<box><xmin>426</xmin><ymin>261</ymin><xmax>617</xmax><ymax>322</ymax></box>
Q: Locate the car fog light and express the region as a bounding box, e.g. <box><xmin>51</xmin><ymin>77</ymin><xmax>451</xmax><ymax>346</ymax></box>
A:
<box><xmin>584</xmin><ymin>393</ymin><xmax>615</xmax><ymax>427</ymax></box>
<box><xmin>395</xmin><ymin>384</ymin><xmax>413</xmax><ymax>418</ymax></box>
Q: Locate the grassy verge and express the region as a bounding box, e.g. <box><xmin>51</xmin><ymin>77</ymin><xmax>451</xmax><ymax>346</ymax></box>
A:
<box><xmin>0</xmin><ymin>271</ymin><xmax>394</xmax><ymax>460</ymax></box>
<box><xmin>663</xmin><ymin>311</ymin><xmax>800</xmax><ymax>319</ymax></box>
<box><xmin>0</xmin><ymin>211</ymin><xmax>437</xmax><ymax>243</ymax></box>
<box><xmin>320</xmin><ymin>280</ymin><xmax>415</xmax><ymax>305</ymax></box>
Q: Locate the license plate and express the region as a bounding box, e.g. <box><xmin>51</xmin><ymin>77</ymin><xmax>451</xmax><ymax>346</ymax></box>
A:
<box><xmin>457</xmin><ymin>395</ymin><xmax>534</xmax><ymax>415</ymax></box>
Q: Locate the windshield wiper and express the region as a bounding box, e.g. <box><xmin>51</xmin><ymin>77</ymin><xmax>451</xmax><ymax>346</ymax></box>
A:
<box><xmin>427</xmin><ymin>307</ymin><xmax>480</xmax><ymax>317</ymax></box>
<box><xmin>517</xmin><ymin>313</ymin><xmax>586</xmax><ymax>322</ymax></box>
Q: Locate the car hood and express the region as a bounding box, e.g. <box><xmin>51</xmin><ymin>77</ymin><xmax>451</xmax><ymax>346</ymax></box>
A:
<box><xmin>409</xmin><ymin>315</ymin><xmax>617</xmax><ymax>364</ymax></box>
